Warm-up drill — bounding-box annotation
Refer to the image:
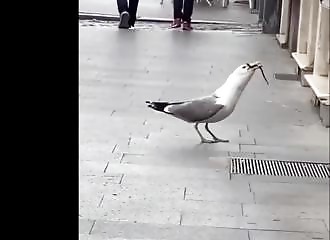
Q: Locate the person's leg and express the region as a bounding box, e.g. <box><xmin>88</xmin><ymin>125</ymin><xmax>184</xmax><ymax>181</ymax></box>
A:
<box><xmin>182</xmin><ymin>0</ymin><xmax>194</xmax><ymax>30</ymax></box>
<box><xmin>128</xmin><ymin>0</ymin><xmax>140</xmax><ymax>27</ymax></box>
<box><xmin>118</xmin><ymin>0</ymin><xmax>130</xmax><ymax>28</ymax></box>
<box><xmin>117</xmin><ymin>0</ymin><xmax>128</xmax><ymax>13</ymax></box>
<box><xmin>173</xmin><ymin>0</ymin><xmax>183</xmax><ymax>19</ymax></box>
<box><xmin>171</xmin><ymin>0</ymin><xmax>183</xmax><ymax>28</ymax></box>
<box><xmin>182</xmin><ymin>0</ymin><xmax>194</xmax><ymax>22</ymax></box>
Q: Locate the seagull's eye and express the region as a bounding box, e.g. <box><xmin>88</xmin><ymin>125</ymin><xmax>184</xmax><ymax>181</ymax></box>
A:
<box><xmin>242</xmin><ymin>66</ymin><xmax>246</xmax><ymax>69</ymax></box>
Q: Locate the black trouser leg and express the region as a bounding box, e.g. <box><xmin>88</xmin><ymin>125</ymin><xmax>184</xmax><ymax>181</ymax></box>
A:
<box><xmin>173</xmin><ymin>0</ymin><xmax>183</xmax><ymax>19</ymax></box>
<box><xmin>182</xmin><ymin>0</ymin><xmax>194</xmax><ymax>22</ymax></box>
<box><xmin>117</xmin><ymin>0</ymin><xmax>128</xmax><ymax>13</ymax></box>
<box><xmin>128</xmin><ymin>0</ymin><xmax>139</xmax><ymax>26</ymax></box>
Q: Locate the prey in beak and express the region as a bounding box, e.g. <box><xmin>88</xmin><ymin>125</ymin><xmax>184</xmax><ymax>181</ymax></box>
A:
<box><xmin>246</xmin><ymin>62</ymin><xmax>269</xmax><ymax>85</ymax></box>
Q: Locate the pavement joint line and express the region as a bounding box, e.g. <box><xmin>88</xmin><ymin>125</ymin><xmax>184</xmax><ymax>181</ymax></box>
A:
<box><xmin>103</xmin><ymin>161</ymin><xmax>110</xmax><ymax>173</ymax></box>
<box><xmin>241</xmin><ymin>142</ymin><xmax>257</xmax><ymax>146</ymax></box>
<box><xmin>252</xmin><ymin>192</ymin><xmax>256</xmax><ymax>204</ymax></box>
<box><xmin>118</xmin><ymin>152</ymin><xmax>125</xmax><ymax>163</ymax></box>
<box><xmin>241</xmin><ymin>203</ymin><xmax>244</xmax><ymax>216</ymax></box>
<box><xmin>183</xmin><ymin>187</ymin><xmax>187</xmax><ymax>200</ymax></box>
<box><xmin>119</xmin><ymin>174</ymin><xmax>124</xmax><ymax>184</ymax></box>
<box><xmin>97</xmin><ymin>195</ymin><xmax>104</xmax><ymax>208</ymax></box>
<box><xmin>120</xmin><ymin>153</ymin><xmax>126</xmax><ymax>164</ymax></box>
<box><xmin>88</xmin><ymin>220</ymin><xmax>96</xmax><ymax>235</ymax></box>
<box><xmin>111</xmin><ymin>144</ymin><xmax>118</xmax><ymax>154</ymax></box>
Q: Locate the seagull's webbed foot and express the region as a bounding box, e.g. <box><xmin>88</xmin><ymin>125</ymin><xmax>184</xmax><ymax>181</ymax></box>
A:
<box><xmin>200</xmin><ymin>138</ymin><xmax>216</xmax><ymax>144</ymax></box>
<box><xmin>212</xmin><ymin>138</ymin><xmax>230</xmax><ymax>143</ymax></box>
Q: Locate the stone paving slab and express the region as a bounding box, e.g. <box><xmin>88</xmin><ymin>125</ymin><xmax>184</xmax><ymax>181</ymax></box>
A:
<box><xmin>243</xmin><ymin>201</ymin><xmax>329</xmax><ymax>218</ymax></box>
<box><xmin>100</xmin><ymin>180</ymin><xmax>185</xmax><ymax>202</ymax></box>
<box><xmin>79</xmin><ymin>145</ymin><xmax>123</xmax><ymax>163</ymax></box>
<box><xmin>185</xmin><ymin>180</ymin><xmax>253</xmax><ymax>203</ymax></box>
<box><xmin>242</xmin><ymin>203</ymin><xmax>329</xmax><ymax>224</ymax></box>
<box><xmin>80</xmin><ymin>230</ymin><xmax>329</xmax><ymax>240</ymax></box>
<box><xmin>148</xmin><ymin>127</ymin><xmax>255</xmax><ymax>145</ymax></box>
<box><xmin>80</xmin><ymin>160</ymin><xmax>110</xmax><ymax>175</ymax></box>
<box><xmin>249</xmin><ymin>230</ymin><xmax>329</xmax><ymax>240</ymax></box>
<box><xmin>250</xmin><ymin>181</ymin><xmax>329</xmax><ymax>206</ymax></box>
<box><xmin>106</xmin><ymin>162</ymin><xmax>229</xmax><ymax>178</ymax></box>
<box><xmin>239</xmin><ymin>128</ymin><xmax>329</xmax><ymax>149</ymax></box>
<box><xmin>80</xmin><ymin>201</ymin><xmax>103</xmax><ymax>219</ymax></box>
<box><xmin>91</xmin><ymin>199</ymin><xmax>244</xmax><ymax>226</ymax></box>
<box><xmin>117</xmin><ymin>139</ymin><xmax>240</xmax><ymax>157</ymax></box>
<box><xmin>181</xmin><ymin>213</ymin><xmax>328</xmax><ymax>233</ymax></box>
<box><xmin>240</xmin><ymin>144</ymin><xmax>329</xmax><ymax>163</ymax></box>
<box><xmin>89</xmin><ymin>220</ymin><xmax>250</xmax><ymax>240</ymax></box>
<box><xmin>79</xmin><ymin>219</ymin><xmax>95</xmax><ymax>235</ymax></box>
<box><xmin>120</xmin><ymin>151</ymin><xmax>231</xmax><ymax>169</ymax></box>
<box><xmin>99</xmin><ymin>200</ymin><xmax>181</xmax><ymax>225</ymax></box>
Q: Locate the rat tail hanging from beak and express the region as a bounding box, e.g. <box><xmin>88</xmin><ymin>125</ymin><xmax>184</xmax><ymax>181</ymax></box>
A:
<box><xmin>246</xmin><ymin>62</ymin><xmax>269</xmax><ymax>86</ymax></box>
<box><xmin>258</xmin><ymin>65</ymin><xmax>269</xmax><ymax>85</ymax></box>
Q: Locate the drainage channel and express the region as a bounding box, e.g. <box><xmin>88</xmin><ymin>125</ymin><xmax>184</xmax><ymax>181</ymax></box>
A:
<box><xmin>230</xmin><ymin>157</ymin><xmax>330</xmax><ymax>179</ymax></box>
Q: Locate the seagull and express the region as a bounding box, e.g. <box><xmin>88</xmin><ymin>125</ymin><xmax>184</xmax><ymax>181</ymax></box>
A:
<box><xmin>146</xmin><ymin>61</ymin><xmax>269</xmax><ymax>143</ymax></box>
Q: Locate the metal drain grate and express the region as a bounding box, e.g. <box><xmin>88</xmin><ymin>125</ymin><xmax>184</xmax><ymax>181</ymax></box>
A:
<box><xmin>230</xmin><ymin>158</ymin><xmax>330</xmax><ymax>178</ymax></box>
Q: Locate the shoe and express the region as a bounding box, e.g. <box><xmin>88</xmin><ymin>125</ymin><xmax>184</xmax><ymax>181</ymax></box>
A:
<box><xmin>170</xmin><ymin>18</ymin><xmax>182</xmax><ymax>28</ymax></box>
<box><xmin>119</xmin><ymin>11</ymin><xmax>130</xmax><ymax>29</ymax></box>
<box><xmin>182</xmin><ymin>21</ymin><xmax>193</xmax><ymax>31</ymax></box>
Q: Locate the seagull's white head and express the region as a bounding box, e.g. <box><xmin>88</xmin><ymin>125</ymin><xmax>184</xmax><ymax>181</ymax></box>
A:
<box><xmin>232</xmin><ymin>61</ymin><xmax>269</xmax><ymax>85</ymax></box>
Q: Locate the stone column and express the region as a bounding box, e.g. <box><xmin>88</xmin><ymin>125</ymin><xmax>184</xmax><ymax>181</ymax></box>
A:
<box><xmin>296</xmin><ymin>0</ymin><xmax>311</xmax><ymax>53</ymax></box>
<box><xmin>306</xmin><ymin>0</ymin><xmax>319</xmax><ymax>65</ymax></box>
<box><xmin>279</xmin><ymin>0</ymin><xmax>291</xmax><ymax>36</ymax></box>
<box><xmin>314</xmin><ymin>3</ymin><xmax>329</xmax><ymax>76</ymax></box>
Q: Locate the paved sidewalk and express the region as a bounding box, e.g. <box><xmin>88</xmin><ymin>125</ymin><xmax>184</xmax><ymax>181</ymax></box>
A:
<box><xmin>79</xmin><ymin>22</ymin><xmax>329</xmax><ymax>240</ymax></box>
<box><xmin>79</xmin><ymin>0</ymin><xmax>258</xmax><ymax>23</ymax></box>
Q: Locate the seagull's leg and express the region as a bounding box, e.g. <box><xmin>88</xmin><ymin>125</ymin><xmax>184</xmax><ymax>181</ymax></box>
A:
<box><xmin>205</xmin><ymin>123</ymin><xmax>229</xmax><ymax>143</ymax></box>
<box><xmin>194</xmin><ymin>123</ymin><xmax>213</xmax><ymax>143</ymax></box>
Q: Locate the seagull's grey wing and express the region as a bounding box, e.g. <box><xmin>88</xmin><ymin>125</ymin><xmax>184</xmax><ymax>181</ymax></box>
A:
<box><xmin>166</xmin><ymin>96</ymin><xmax>224</xmax><ymax>122</ymax></box>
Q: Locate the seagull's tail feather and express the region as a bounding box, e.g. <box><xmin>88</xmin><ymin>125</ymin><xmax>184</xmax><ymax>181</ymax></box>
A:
<box><xmin>145</xmin><ymin>101</ymin><xmax>172</xmax><ymax>113</ymax></box>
